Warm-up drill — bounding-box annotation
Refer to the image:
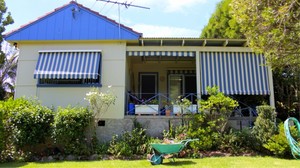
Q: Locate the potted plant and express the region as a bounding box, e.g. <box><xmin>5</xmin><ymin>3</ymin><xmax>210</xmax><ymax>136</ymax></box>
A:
<box><xmin>162</xmin><ymin>100</ymin><xmax>172</xmax><ymax>116</ymax></box>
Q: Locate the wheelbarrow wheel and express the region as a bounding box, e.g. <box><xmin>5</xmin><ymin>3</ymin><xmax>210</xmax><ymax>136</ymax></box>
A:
<box><xmin>150</xmin><ymin>154</ymin><xmax>163</xmax><ymax>165</ymax></box>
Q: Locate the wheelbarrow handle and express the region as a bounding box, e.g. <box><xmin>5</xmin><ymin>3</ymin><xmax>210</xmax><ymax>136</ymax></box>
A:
<box><xmin>180</xmin><ymin>139</ymin><xmax>199</xmax><ymax>146</ymax></box>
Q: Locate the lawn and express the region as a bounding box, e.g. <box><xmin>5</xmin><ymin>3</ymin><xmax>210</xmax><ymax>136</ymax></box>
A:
<box><xmin>0</xmin><ymin>156</ymin><xmax>299</xmax><ymax>168</ymax></box>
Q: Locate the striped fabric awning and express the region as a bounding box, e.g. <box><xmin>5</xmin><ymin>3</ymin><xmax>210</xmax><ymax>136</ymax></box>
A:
<box><xmin>34</xmin><ymin>51</ymin><xmax>101</xmax><ymax>79</ymax></box>
<box><xmin>200</xmin><ymin>52</ymin><xmax>270</xmax><ymax>95</ymax></box>
<box><xmin>127</xmin><ymin>51</ymin><xmax>195</xmax><ymax>57</ymax></box>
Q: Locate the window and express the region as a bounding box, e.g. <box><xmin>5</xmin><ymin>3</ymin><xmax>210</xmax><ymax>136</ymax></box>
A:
<box><xmin>168</xmin><ymin>72</ymin><xmax>197</xmax><ymax>103</ymax></box>
<box><xmin>138</xmin><ymin>73</ymin><xmax>158</xmax><ymax>101</ymax></box>
<box><xmin>34</xmin><ymin>50</ymin><xmax>101</xmax><ymax>87</ymax></box>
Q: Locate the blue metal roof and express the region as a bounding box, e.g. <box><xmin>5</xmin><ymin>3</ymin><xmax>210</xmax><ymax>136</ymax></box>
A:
<box><xmin>5</xmin><ymin>1</ymin><xmax>141</xmax><ymax>41</ymax></box>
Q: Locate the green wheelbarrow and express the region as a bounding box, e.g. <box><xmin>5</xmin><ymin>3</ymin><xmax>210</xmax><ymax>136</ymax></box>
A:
<box><xmin>148</xmin><ymin>139</ymin><xmax>198</xmax><ymax>165</ymax></box>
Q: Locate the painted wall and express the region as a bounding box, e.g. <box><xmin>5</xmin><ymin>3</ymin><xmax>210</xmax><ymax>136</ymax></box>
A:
<box><xmin>15</xmin><ymin>41</ymin><xmax>127</xmax><ymax>119</ymax></box>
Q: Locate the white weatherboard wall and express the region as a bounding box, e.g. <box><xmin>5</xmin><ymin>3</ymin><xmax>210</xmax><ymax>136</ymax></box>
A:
<box><xmin>15</xmin><ymin>41</ymin><xmax>127</xmax><ymax>119</ymax></box>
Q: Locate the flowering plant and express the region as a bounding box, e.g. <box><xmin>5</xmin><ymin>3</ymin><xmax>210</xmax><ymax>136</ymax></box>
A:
<box><xmin>85</xmin><ymin>86</ymin><xmax>117</xmax><ymax>120</ymax></box>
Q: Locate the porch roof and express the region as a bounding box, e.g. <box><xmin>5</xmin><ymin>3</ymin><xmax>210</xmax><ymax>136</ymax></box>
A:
<box><xmin>126</xmin><ymin>38</ymin><xmax>248</xmax><ymax>47</ymax></box>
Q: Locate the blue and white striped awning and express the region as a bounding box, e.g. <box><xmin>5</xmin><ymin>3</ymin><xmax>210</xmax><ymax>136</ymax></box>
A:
<box><xmin>127</xmin><ymin>51</ymin><xmax>195</xmax><ymax>57</ymax></box>
<box><xmin>34</xmin><ymin>51</ymin><xmax>101</xmax><ymax>79</ymax></box>
<box><xmin>200</xmin><ymin>52</ymin><xmax>270</xmax><ymax>95</ymax></box>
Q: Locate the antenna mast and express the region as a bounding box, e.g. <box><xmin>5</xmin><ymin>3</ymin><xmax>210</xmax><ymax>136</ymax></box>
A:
<box><xmin>96</xmin><ymin>0</ymin><xmax>150</xmax><ymax>38</ymax></box>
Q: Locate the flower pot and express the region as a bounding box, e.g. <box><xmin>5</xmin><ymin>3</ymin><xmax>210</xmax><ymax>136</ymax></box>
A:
<box><xmin>128</xmin><ymin>103</ymin><xmax>135</xmax><ymax>115</ymax></box>
<box><xmin>173</xmin><ymin>105</ymin><xmax>198</xmax><ymax>115</ymax></box>
<box><xmin>135</xmin><ymin>104</ymin><xmax>159</xmax><ymax>115</ymax></box>
<box><xmin>166</xmin><ymin>109</ymin><xmax>171</xmax><ymax>116</ymax></box>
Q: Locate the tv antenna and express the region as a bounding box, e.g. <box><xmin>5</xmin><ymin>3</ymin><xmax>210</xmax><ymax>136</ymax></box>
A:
<box><xmin>96</xmin><ymin>0</ymin><xmax>150</xmax><ymax>38</ymax></box>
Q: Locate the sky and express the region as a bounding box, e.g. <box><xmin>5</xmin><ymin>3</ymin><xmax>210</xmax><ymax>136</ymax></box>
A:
<box><xmin>5</xmin><ymin>0</ymin><xmax>221</xmax><ymax>38</ymax></box>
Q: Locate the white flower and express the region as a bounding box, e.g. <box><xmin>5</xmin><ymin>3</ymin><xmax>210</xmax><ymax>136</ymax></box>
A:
<box><xmin>84</xmin><ymin>86</ymin><xmax>117</xmax><ymax>120</ymax></box>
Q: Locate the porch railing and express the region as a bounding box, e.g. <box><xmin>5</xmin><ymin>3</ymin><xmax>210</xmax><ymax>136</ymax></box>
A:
<box><xmin>126</xmin><ymin>92</ymin><xmax>198</xmax><ymax>116</ymax></box>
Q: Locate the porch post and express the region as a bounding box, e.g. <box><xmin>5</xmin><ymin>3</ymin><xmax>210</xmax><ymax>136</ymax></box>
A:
<box><xmin>196</xmin><ymin>51</ymin><xmax>201</xmax><ymax>108</ymax></box>
<box><xmin>268</xmin><ymin>67</ymin><xmax>275</xmax><ymax>108</ymax></box>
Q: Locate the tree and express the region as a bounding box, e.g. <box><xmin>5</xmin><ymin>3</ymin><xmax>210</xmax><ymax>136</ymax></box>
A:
<box><xmin>0</xmin><ymin>0</ymin><xmax>16</xmax><ymax>100</ymax></box>
<box><xmin>231</xmin><ymin>0</ymin><xmax>300</xmax><ymax>70</ymax></box>
<box><xmin>200</xmin><ymin>0</ymin><xmax>244</xmax><ymax>39</ymax></box>
<box><xmin>0</xmin><ymin>0</ymin><xmax>14</xmax><ymax>100</ymax></box>
<box><xmin>0</xmin><ymin>0</ymin><xmax>14</xmax><ymax>64</ymax></box>
<box><xmin>201</xmin><ymin>0</ymin><xmax>300</xmax><ymax>119</ymax></box>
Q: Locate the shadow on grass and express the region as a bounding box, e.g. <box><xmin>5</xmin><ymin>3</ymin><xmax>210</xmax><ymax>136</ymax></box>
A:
<box><xmin>0</xmin><ymin>162</ymin><xmax>28</xmax><ymax>168</ymax></box>
<box><xmin>162</xmin><ymin>160</ymin><xmax>196</xmax><ymax>166</ymax></box>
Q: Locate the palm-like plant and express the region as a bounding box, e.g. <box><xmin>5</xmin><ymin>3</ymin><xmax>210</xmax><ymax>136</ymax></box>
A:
<box><xmin>0</xmin><ymin>44</ymin><xmax>18</xmax><ymax>100</ymax></box>
<box><xmin>0</xmin><ymin>0</ymin><xmax>15</xmax><ymax>100</ymax></box>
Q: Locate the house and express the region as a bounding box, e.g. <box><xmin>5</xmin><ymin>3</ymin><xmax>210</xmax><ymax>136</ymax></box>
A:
<box><xmin>4</xmin><ymin>1</ymin><xmax>274</xmax><ymax>140</ymax></box>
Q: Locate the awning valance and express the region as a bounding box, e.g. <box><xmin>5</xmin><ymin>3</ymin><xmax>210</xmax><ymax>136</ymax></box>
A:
<box><xmin>167</xmin><ymin>70</ymin><xmax>196</xmax><ymax>74</ymax></box>
<box><xmin>34</xmin><ymin>51</ymin><xmax>101</xmax><ymax>79</ymax></box>
<box><xmin>200</xmin><ymin>52</ymin><xmax>270</xmax><ymax>95</ymax></box>
<box><xmin>127</xmin><ymin>51</ymin><xmax>195</xmax><ymax>57</ymax></box>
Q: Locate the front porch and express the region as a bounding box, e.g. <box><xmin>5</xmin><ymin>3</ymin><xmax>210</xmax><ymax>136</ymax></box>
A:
<box><xmin>125</xmin><ymin>48</ymin><xmax>198</xmax><ymax>116</ymax></box>
<box><xmin>123</xmin><ymin>38</ymin><xmax>273</xmax><ymax>120</ymax></box>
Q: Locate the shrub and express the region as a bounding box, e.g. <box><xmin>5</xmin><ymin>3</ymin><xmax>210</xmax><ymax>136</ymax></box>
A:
<box><xmin>94</xmin><ymin>141</ymin><xmax>109</xmax><ymax>155</ymax></box>
<box><xmin>0</xmin><ymin>98</ymin><xmax>54</xmax><ymax>161</ymax></box>
<box><xmin>263</xmin><ymin>122</ymin><xmax>295</xmax><ymax>158</ymax></box>
<box><xmin>199</xmin><ymin>86</ymin><xmax>238</xmax><ymax>134</ymax></box>
<box><xmin>108</xmin><ymin>133</ymin><xmax>133</xmax><ymax>157</ymax></box>
<box><xmin>252</xmin><ymin>105</ymin><xmax>276</xmax><ymax>147</ymax></box>
<box><xmin>53</xmin><ymin>106</ymin><xmax>93</xmax><ymax>155</ymax></box>
<box><xmin>187</xmin><ymin>86</ymin><xmax>238</xmax><ymax>151</ymax></box>
<box><xmin>163</xmin><ymin>124</ymin><xmax>188</xmax><ymax>141</ymax></box>
<box><xmin>108</xmin><ymin>127</ymin><xmax>149</xmax><ymax>157</ymax></box>
<box><xmin>10</xmin><ymin>103</ymin><xmax>54</xmax><ymax>148</ymax></box>
<box><xmin>2</xmin><ymin>98</ymin><xmax>54</xmax><ymax>147</ymax></box>
<box><xmin>219</xmin><ymin>128</ymin><xmax>256</xmax><ymax>154</ymax></box>
<box><xmin>187</xmin><ymin>114</ymin><xmax>220</xmax><ymax>151</ymax></box>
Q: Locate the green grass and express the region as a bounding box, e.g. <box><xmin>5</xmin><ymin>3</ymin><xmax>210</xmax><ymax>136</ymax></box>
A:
<box><xmin>0</xmin><ymin>156</ymin><xmax>299</xmax><ymax>168</ymax></box>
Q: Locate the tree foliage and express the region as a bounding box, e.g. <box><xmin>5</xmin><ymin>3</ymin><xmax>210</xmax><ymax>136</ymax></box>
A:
<box><xmin>200</xmin><ymin>0</ymin><xmax>244</xmax><ymax>38</ymax></box>
<box><xmin>231</xmin><ymin>0</ymin><xmax>300</xmax><ymax>70</ymax></box>
<box><xmin>0</xmin><ymin>0</ymin><xmax>14</xmax><ymax>64</ymax></box>
<box><xmin>0</xmin><ymin>0</ymin><xmax>14</xmax><ymax>100</ymax></box>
